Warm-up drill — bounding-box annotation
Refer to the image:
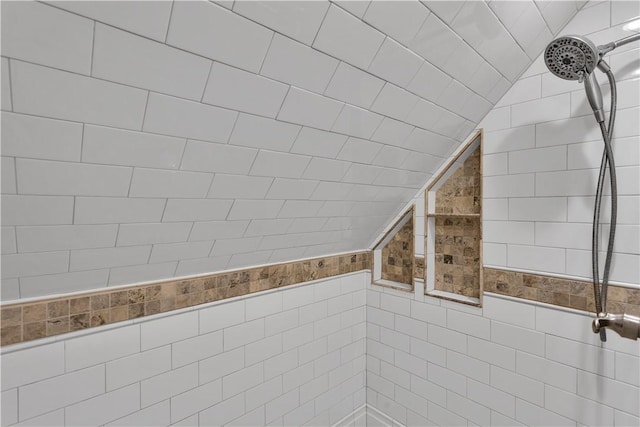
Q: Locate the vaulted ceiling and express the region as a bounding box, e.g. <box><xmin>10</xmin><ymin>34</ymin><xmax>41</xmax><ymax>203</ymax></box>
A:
<box><xmin>1</xmin><ymin>0</ymin><xmax>583</xmax><ymax>299</ymax></box>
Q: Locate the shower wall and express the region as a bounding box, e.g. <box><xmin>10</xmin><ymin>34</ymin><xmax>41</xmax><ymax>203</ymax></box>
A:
<box><xmin>480</xmin><ymin>0</ymin><xmax>640</xmax><ymax>286</ymax></box>
<box><xmin>365</xmin><ymin>2</ymin><xmax>639</xmax><ymax>426</ymax></box>
<box><xmin>1</xmin><ymin>273</ymin><xmax>367</xmax><ymax>426</ymax></box>
<box><xmin>365</xmin><ymin>283</ymin><xmax>639</xmax><ymax>426</ymax></box>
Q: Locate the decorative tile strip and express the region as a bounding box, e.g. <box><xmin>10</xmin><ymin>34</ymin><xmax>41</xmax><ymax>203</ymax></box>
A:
<box><xmin>484</xmin><ymin>267</ymin><xmax>640</xmax><ymax>316</ymax></box>
<box><xmin>1</xmin><ymin>251</ymin><xmax>371</xmax><ymax>346</ymax></box>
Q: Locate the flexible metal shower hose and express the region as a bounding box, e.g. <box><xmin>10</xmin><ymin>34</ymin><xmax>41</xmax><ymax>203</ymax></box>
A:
<box><xmin>592</xmin><ymin>69</ymin><xmax>617</xmax><ymax>341</ymax></box>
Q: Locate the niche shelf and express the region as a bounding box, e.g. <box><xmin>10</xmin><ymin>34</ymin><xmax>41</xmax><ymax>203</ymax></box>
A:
<box><xmin>425</xmin><ymin>130</ymin><xmax>483</xmax><ymax>306</ymax></box>
<box><xmin>372</xmin><ymin>207</ymin><xmax>415</xmax><ymax>292</ymax></box>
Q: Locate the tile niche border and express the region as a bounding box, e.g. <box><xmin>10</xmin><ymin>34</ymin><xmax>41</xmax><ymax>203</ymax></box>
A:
<box><xmin>0</xmin><ymin>251</ymin><xmax>371</xmax><ymax>347</ymax></box>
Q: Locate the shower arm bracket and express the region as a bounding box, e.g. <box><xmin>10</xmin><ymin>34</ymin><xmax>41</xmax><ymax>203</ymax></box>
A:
<box><xmin>593</xmin><ymin>312</ymin><xmax>640</xmax><ymax>340</ymax></box>
<box><xmin>598</xmin><ymin>33</ymin><xmax>640</xmax><ymax>57</ymax></box>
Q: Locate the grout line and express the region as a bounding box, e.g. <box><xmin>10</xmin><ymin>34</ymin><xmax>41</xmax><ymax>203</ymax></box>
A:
<box><xmin>7</xmin><ymin>58</ymin><xmax>15</xmax><ymax>111</ymax></box>
<box><xmin>200</xmin><ymin>61</ymin><xmax>214</xmax><ymax>103</ymax></box>
<box><xmin>89</xmin><ymin>21</ymin><xmax>96</xmax><ymax>76</ymax></box>
<box><xmin>258</xmin><ymin>31</ymin><xmax>276</xmax><ymax>75</ymax></box>
<box><xmin>164</xmin><ymin>0</ymin><xmax>175</xmax><ymax>44</ymax></box>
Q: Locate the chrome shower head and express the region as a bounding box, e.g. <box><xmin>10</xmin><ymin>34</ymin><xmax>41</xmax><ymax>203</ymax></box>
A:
<box><xmin>544</xmin><ymin>35</ymin><xmax>599</xmax><ymax>80</ymax></box>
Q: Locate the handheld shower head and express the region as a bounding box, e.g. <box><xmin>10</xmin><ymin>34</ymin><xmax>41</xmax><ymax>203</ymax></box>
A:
<box><xmin>545</xmin><ymin>35</ymin><xmax>605</xmax><ymax>122</ymax></box>
<box><xmin>544</xmin><ymin>35</ymin><xmax>599</xmax><ymax>80</ymax></box>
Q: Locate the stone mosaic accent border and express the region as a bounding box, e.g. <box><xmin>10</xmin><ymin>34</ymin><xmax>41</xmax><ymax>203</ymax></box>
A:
<box><xmin>0</xmin><ymin>251</ymin><xmax>371</xmax><ymax>346</ymax></box>
<box><xmin>484</xmin><ymin>267</ymin><xmax>640</xmax><ymax>317</ymax></box>
<box><xmin>414</xmin><ymin>257</ymin><xmax>425</xmax><ymax>281</ymax></box>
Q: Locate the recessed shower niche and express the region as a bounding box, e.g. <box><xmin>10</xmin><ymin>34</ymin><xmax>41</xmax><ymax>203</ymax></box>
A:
<box><xmin>425</xmin><ymin>130</ymin><xmax>483</xmax><ymax>306</ymax></box>
<box><xmin>372</xmin><ymin>207</ymin><xmax>414</xmax><ymax>291</ymax></box>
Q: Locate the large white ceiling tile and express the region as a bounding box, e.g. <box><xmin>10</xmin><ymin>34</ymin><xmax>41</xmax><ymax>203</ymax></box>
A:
<box><xmin>451</xmin><ymin>1</ymin><xmax>531</xmax><ymax>81</ymax></box>
<box><xmin>11</xmin><ymin>61</ymin><xmax>147</xmax><ymax>131</ymax></box>
<box><xmin>331</xmin><ymin>1</ymin><xmax>370</xmax><ymax>19</ymax></box>
<box><xmin>436</xmin><ymin>80</ymin><xmax>473</xmax><ymax>116</ymax></box>
<box><xmin>490</xmin><ymin>1</ymin><xmax>531</xmax><ymax>30</ymax></box>
<box><xmin>505</xmin><ymin>2</ymin><xmax>550</xmax><ymax>58</ymax></box>
<box><xmin>287</xmin><ymin>217</ymin><xmax>328</xmax><ymax>233</ymax></box>
<box><xmin>368</xmin><ymin>38</ymin><xmax>424</xmax><ymax>87</ymax></box>
<box><xmin>227</xmin><ymin>200</ymin><xmax>285</xmax><ymax>220</ymax></box>
<box><xmin>371</xmin><ymin>118</ymin><xmax>414</xmax><ymax>147</ymax></box>
<box><xmin>156</xmin><ymin>197</ymin><xmax>235</xmax><ymax>223</ymax></box>
<box><xmin>313</xmin><ymin>5</ymin><xmax>386</xmax><ymax>70</ymax></box>
<box><xmin>466</xmin><ymin>61</ymin><xmax>503</xmax><ymax>99</ymax></box>
<box><xmin>370</xmin><ymin>84</ymin><xmax>420</xmax><ymax>121</ymax></box>
<box><xmin>16</xmin><ymin>158</ymin><xmax>132</xmax><ymax>197</ymax></box>
<box><xmin>278</xmin><ymin>200</ymin><xmax>325</xmax><ymax>218</ymax></box>
<box><xmin>421</xmin><ymin>1</ymin><xmax>465</xmax><ymax>24</ymax></box>
<box><xmin>310</xmin><ymin>181</ymin><xmax>355</xmax><ymax>200</ymax></box>
<box><xmin>407</xmin><ymin>61</ymin><xmax>453</xmax><ymax>103</ymax></box>
<box><xmin>167</xmin><ymin>0</ymin><xmax>272</xmax><ymax>73</ymax></box>
<box><xmin>404</xmin><ymin>128</ymin><xmax>457</xmax><ymax>158</ymax></box>
<box><xmin>92</xmin><ymin>24</ymin><xmax>211</xmax><ymax>101</ymax></box>
<box><xmin>535</xmin><ymin>0</ymin><xmax>579</xmax><ymax>33</ymax></box>
<box><xmin>82</xmin><ymin>125</ymin><xmax>185</xmax><ymax>169</ymax></box>
<box><xmin>405</xmin><ymin>99</ymin><xmax>443</xmax><ymax>130</ymax></box>
<box><xmin>1</xmin><ymin>112</ymin><xmax>82</xmax><ymax>162</ymax></box>
<box><xmin>341</xmin><ymin>163</ymin><xmax>385</xmax><ymax>185</ymax></box>
<box><xmin>363</xmin><ymin>0</ymin><xmax>430</xmax><ymax>45</ymax></box>
<box><xmin>244</xmin><ymin>219</ymin><xmax>294</xmax><ymax>237</ymax></box>
<box><xmin>372</xmin><ymin>145</ymin><xmax>411</xmax><ymax>169</ymax></box>
<box><xmin>331</xmin><ymin>104</ymin><xmax>384</xmax><ymax>139</ymax></box>
<box><xmin>266</xmin><ymin>178</ymin><xmax>319</xmax><ymax>200</ymax></box>
<box><xmin>180</xmin><ymin>140</ymin><xmax>257</xmax><ymax>174</ymax></box>
<box><xmin>129</xmin><ymin>169</ymin><xmax>213</xmax><ymax>199</ymax></box>
<box><xmin>430</xmin><ymin>109</ymin><xmax>469</xmax><ymax>139</ymax></box>
<box><xmin>202</xmin><ymin>62</ymin><xmax>289</xmax><ymax>119</ymax></box>
<box><xmin>49</xmin><ymin>1</ymin><xmax>172</xmax><ymax>42</ymax></box>
<box><xmin>249</xmin><ymin>150</ymin><xmax>311</xmax><ymax>179</ymax></box>
<box><xmin>441</xmin><ymin>42</ymin><xmax>484</xmax><ymax>88</ymax></box>
<box><xmin>208</xmin><ymin>174</ymin><xmax>273</xmax><ymax>199</ymax></box>
<box><xmin>409</xmin><ymin>13</ymin><xmax>460</xmax><ymax>68</ymax></box>
<box><xmin>229</xmin><ymin>114</ymin><xmax>301</xmax><ymax>152</ymax></box>
<box><xmin>278</xmin><ymin>87</ymin><xmax>344</xmax><ymax>130</ymax></box>
<box><xmin>401</xmin><ymin>151</ymin><xmax>443</xmax><ymax>173</ymax></box>
<box><xmin>302</xmin><ymin>158</ymin><xmax>351</xmax><ymax>181</ymax></box>
<box><xmin>323</xmin><ymin>62</ymin><xmax>385</xmax><ymax>109</ymax></box>
<box><xmin>143</xmin><ymin>93</ymin><xmax>238</xmax><ymax>143</ymax></box>
<box><xmin>289</xmin><ymin>127</ymin><xmax>348</xmax><ymax>158</ymax></box>
<box><xmin>460</xmin><ymin>93</ymin><xmax>494</xmax><ymax>123</ymax></box>
<box><xmin>261</xmin><ymin>34</ymin><xmax>339</xmax><ymax>94</ymax></box>
<box><xmin>373</xmin><ymin>168</ymin><xmax>428</xmax><ymax>188</ymax></box>
<box><xmin>1</xmin><ymin>2</ymin><xmax>93</xmax><ymax>74</ymax></box>
<box><xmin>232</xmin><ymin>1</ymin><xmax>330</xmax><ymax>45</ymax></box>
<box><xmin>336</xmin><ymin>137</ymin><xmax>384</xmax><ymax>164</ymax></box>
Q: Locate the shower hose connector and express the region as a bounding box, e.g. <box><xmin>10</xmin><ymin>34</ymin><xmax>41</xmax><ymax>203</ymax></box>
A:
<box><xmin>593</xmin><ymin>312</ymin><xmax>640</xmax><ymax>340</ymax></box>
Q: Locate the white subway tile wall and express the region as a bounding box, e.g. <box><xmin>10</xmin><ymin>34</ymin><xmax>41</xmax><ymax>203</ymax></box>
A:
<box><xmin>0</xmin><ymin>273</ymin><xmax>367</xmax><ymax>427</ymax></box>
<box><xmin>365</xmin><ymin>283</ymin><xmax>640</xmax><ymax>427</ymax></box>
<box><xmin>477</xmin><ymin>0</ymin><xmax>640</xmax><ymax>284</ymax></box>
<box><xmin>1</xmin><ymin>0</ymin><xmax>582</xmax><ymax>300</ymax></box>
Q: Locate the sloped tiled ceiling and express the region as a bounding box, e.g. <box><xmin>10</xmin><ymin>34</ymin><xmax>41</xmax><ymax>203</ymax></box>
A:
<box><xmin>1</xmin><ymin>0</ymin><xmax>582</xmax><ymax>299</ymax></box>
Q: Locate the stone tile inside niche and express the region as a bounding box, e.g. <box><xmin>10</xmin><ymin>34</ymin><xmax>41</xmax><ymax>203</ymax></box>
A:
<box><xmin>381</xmin><ymin>219</ymin><xmax>414</xmax><ymax>285</ymax></box>
<box><xmin>434</xmin><ymin>216</ymin><xmax>480</xmax><ymax>298</ymax></box>
<box><xmin>435</xmin><ymin>147</ymin><xmax>481</xmax><ymax>215</ymax></box>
